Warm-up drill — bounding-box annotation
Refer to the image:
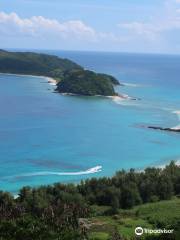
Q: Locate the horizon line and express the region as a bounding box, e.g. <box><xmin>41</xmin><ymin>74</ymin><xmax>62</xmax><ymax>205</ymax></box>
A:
<box><xmin>3</xmin><ymin>47</ymin><xmax>180</xmax><ymax>57</ymax></box>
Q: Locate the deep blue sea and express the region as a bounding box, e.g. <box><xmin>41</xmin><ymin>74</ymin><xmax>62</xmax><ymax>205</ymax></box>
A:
<box><xmin>0</xmin><ymin>51</ymin><xmax>180</xmax><ymax>194</ymax></box>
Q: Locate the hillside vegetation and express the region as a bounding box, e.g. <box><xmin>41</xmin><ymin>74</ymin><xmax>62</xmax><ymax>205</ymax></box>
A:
<box><xmin>0</xmin><ymin>50</ymin><xmax>120</xmax><ymax>96</ymax></box>
<box><xmin>0</xmin><ymin>161</ymin><xmax>179</xmax><ymax>239</ymax></box>
<box><xmin>56</xmin><ymin>69</ymin><xmax>117</xmax><ymax>96</ymax></box>
<box><xmin>0</xmin><ymin>49</ymin><xmax>82</xmax><ymax>78</ymax></box>
<box><xmin>89</xmin><ymin>198</ymin><xmax>180</xmax><ymax>240</ymax></box>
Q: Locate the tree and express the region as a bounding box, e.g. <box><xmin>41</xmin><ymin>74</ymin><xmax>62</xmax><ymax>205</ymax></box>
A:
<box><xmin>121</xmin><ymin>182</ymin><xmax>142</xmax><ymax>209</ymax></box>
<box><xmin>157</xmin><ymin>175</ymin><xmax>174</xmax><ymax>200</ymax></box>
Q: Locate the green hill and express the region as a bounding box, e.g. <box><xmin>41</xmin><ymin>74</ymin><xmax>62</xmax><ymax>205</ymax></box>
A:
<box><xmin>0</xmin><ymin>49</ymin><xmax>82</xmax><ymax>78</ymax></box>
<box><xmin>0</xmin><ymin>50</ymin><xmax>120</xmax><ymax>96</ymax></box>
<box><xmin>56</xmin><ymin>69</ymin><xmax>117</xmax><ymax>96</ymax></box>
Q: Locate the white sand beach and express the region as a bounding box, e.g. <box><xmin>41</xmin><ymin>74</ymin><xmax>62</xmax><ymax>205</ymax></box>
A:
<box><xmin>0</xmin><ymin>72</ymin><xmax>57</xmax><ymax>86</ymax></box>
<box><xmin>46</xmin><ymin>77</ymin><xmax>57</xmax><ymax>86</ymax></box>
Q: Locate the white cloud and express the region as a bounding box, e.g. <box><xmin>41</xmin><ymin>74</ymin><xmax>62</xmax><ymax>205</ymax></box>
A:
<box><xmin>118</xmin><ymin>16</ymin><xmax>180</xmax><ymax>41</ymax></box>
<box><xmin>0</xmin><ymin>12</ymin><xmax>96</xmax><ymax>40</ymax></box>
<box><xmin>116</xmin><ymin>0</ymin><xmax>180</xmax><ymax>43</ymax></box>
<box><xmin>0</xmin><ymin>11</ymin><xmax>129</xmax><ymax>49</ymax></box>
<box><xmin>118</xmin><ymin>22</ymin><xmax>160</xmax><ymax>40</ymax></box>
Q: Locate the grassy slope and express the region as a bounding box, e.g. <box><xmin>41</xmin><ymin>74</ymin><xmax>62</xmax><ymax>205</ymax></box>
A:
<box><xmin>89</xmin><ymin>197</ymin><xmax>180</xmax><ymax>240</ymax></box>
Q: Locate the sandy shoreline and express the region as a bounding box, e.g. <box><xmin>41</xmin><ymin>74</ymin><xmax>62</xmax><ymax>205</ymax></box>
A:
<box><xmin>46</xmin><ymin>77</ymin><xmax>57</xmax><ymax>85</ymax></box>
<box><xmin>60</xmin><ymin>93</ymin><xmax>130</xmax><ymax>101</ymax></box>
<box><xmin>0</xmin><ymin>72</ymin><xmax>137</xmax><ymax>100</ymax></box>
<box><xmin>0</xmin><ymin>72</ymin><xmax>57</xmax><ymax>86</ymax></box>
<box><xmin>108</xmin><ymin>94</ymin><xmax>131</xmax><ymax>100</ymax></box>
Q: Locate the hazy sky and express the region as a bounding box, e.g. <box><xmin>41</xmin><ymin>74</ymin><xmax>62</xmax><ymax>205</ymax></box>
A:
<box><xmin>1</xmin><ymin>0</ymin><xmax>180</xmax><ymax>53</ymax></box>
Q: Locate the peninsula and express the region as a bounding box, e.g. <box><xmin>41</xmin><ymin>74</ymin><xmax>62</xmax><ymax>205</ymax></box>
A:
<box><xmin>0</xmin><ymin>49</ymin><xmax>121</xmax><ymax>96</ymax></box>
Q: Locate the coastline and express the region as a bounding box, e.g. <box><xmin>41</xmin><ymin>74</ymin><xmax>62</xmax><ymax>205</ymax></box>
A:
<box><xmin>60</xmin><ymin>92</ymin><xmax>132</xmax><ymax>101</ymax></box>
<box><xmin>0</xmin><ymin>72</ymin><xmax>57</xmax><ymax>86</ymax></box>
<box><xmin>0</xmin><ymin>72</ymin><xmax>126</xmax><ymax>99</ymax></box>
<box><xmin>0</xmin><ymin>72</ymin><xmax>139</xmax><ymax>101</ymax></box>
<box><xmin>46</xmin><ymin>77</ymin><xmax>57</xmax><ymax>86</ymax></box>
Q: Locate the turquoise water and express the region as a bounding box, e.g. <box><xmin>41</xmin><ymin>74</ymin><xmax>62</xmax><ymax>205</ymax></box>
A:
<box><xmin>0</xmin><ymin>51</ymin><xmax>180</xmax><ymax>193</ymax></box>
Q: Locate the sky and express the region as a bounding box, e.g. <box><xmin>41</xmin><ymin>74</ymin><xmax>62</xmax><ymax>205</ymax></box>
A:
<box><xmin>1</xmin><ymin>0</ymin><xmax>180</xmax><ymax>54</ymax></box>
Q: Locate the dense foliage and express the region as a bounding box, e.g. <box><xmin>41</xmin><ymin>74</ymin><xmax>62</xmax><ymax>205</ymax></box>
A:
<box><xmin>78</xmin><ymin>161</ymin><xmax>180</xmax><ymax>211</ymax></box>
<box><xmin>0</xmin><ymin>184</ymin><xmax>90</xmax><ymax>240</ymax></box>
<box><xmin>0</xmin><ymin>49</ymin><xmax>120</xmax><ymax>96</ymax></box>
<box><xmin>0</xmin><ymin>162</ymin><xmax>179</xmax><ymax>239</ymax></box>
<box><xmin>0</xmin><ymin>49</ymin><xmax>82</xmax><ymax>78</ymax></box>
<box><xmin>56</xmin><ymin>69</ymin><xmax>117</xmax><ymax>96</ymax></box>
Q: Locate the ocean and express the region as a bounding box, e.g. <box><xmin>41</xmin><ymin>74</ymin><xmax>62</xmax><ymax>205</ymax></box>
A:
<box><xmin>0</xmin><ymin>51</ymin><xmax>180</xmax><ymax>194</ymax></box>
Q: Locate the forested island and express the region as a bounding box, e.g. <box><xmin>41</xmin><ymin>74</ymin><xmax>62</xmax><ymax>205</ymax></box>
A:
<box><xmin>0</xmin><ymin>49</ymin><xmax>120</xmax><ymax>96</ymax></box>
<box><xmin>0</xmin><ymin>162</ymin><xmax>180</xmax><ymax>240</ymax></box>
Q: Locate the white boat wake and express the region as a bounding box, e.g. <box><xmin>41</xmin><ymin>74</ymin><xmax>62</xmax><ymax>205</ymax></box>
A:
<box><xmin>4</xmin><ymin>166</ymin><xmax>102</xmax><ymax>180</ymax></box>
